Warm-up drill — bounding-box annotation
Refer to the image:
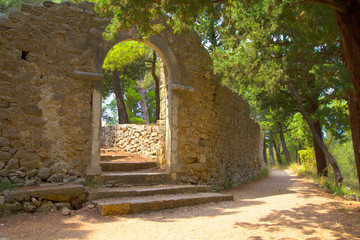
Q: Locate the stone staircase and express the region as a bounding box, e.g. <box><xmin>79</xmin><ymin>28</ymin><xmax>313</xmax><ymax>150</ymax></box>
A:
<box><xmin>89</xmin><ymin>150</ymin><xmax>234</xmax><ymax>215</ymax></box>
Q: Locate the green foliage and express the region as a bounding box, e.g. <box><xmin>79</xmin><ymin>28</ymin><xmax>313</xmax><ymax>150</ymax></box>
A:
<box><xmin>129</xmin><ymin>117</ymin><xmax>145</xmax><ymax>124</ymax></box>
<box><xmin>95</xmin><ymin>0</ymin><xmax>221</xmax><ymax>39</ymax></box>
<box><xmin>0</xmin><ymin>179</ymin><xmax>13</xmax><ymax>193</ymax></box>
<box><xmin>255</xmin><ymin>167</ymin><xmax>270</xmax><ymax>181</ymax></box>
<box><xmin>291</xmin><ymin>133</ymin><xmax>360</xmax><ymax>198</ymax></box>
<box><xmin>329</xmin><ymin>133</ymin><xmax>358</xmax><ymax>190</ymax></box>
<box><xmin>298</xmin><ymin>148</ymin><xmax>316</xmax><ymax>166</ymax></box>
<box><xmin>0</xmin><ymin>0</ymin><xmax>46</xmax><ymax>14</ymax></box>
<box><xmin>101</xmin><ymin>41</ymin><xmax>161</xmax><ymax>125</ymax></box>
<box><xmin>221</xmin><ymin>179</ymin><xmax>233</xmax><ymax>190</ymax></box>
<box><xmin>103</xmin><ymin>41</ymin><xmax>152</xmax><ymax>72</ymax></box>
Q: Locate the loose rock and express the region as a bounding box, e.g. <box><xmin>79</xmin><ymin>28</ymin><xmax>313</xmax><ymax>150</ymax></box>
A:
<box><xmin>22</xmin><ymin>201</ymin><xmax>36</xmax><ymax>212</ymax></box>
<box><xmin>61</xmin><ymin>207</ymin><xmax>72</xmax><ymax>216</ymax></box>
<box><xmin>37</xmin><ymin>168</ymin><xmax>51</xmax><ymax>180</ymax></box>
<box><xmin>36</xmin><ymin>201</ymin><xmax>56</xmax><ymax>213</ymax></box>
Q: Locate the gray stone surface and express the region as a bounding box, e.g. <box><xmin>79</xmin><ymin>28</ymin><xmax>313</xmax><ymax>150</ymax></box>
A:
<box><xmin>37</xmin><ymin>168</ymin><xmax>51</xmax><ymax>180</ymax></box>
<box><xmin>6</xmin><ymin>202</ymin><xmax>22</xmax><ymax>211</ymax></box>
<box><xmin>22</xmin><ymin>201</ymin><xmax>36</xmax><ymax>212</ymax></box>
<box><xmin>36</xmin><ymin>201</ymin><xmax>56</xmax><ymax>212</ymax></box>
<box><xmin>61</xmin><ymin>207</ymin><xmax>71</xmax><ymax>216</ymax></box>
<box><xmin>3</xmin><ymin>183</ymin><xmax>86</xmax><ymax>202</ymax></box>
<box><xmin>0</xmin><ymin>151</ymin><xmax>11</xmax><ymax>161</ymax></box>
<box><xmin>0</xmin><ymin>196</ymin><xmax>4</xmax><ymax>207</ymax></box>
<box><xmin>48</xmin><ymin>174</ymin><xmax>62</xmax><ymax>183</ymax></box>
<box><xmin>5</xmin><ymin>159</ymin><xmax>19</xmax><ymax>170</ymax></box>
<box><xmin>0</xmin><ymin>12</ymin><xmax>10</xmax><ymax>28</ymax></box>
<box><xmin>102</xmin><ymin>124</ymin><xmax>159</xmax><ymax>158</ymax></box>
<box><xmin>0</xmin><ymin>137</ymin><xmax>10</xmax><ymax>147</ymax></box>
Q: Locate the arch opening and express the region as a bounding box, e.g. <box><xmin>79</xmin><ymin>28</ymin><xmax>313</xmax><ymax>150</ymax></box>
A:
<box><xmin>100</xmin><ymin>40</ymin><xmax>169</xmax><ymax>169</ymax></box>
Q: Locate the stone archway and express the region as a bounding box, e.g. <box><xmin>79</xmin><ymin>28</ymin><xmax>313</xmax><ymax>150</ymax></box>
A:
<box><xmin>0</xmin><ymin>1</ymin><xmax>264</xmax><ymax>188</ymax></box>
<box><xmin>86</xmin><ymin>33</ymin><xmax>184</xmax><ymax>180</ymax></box>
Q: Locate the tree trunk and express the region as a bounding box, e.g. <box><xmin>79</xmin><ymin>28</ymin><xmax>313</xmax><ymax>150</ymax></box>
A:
<box><xmin>269</xmin><ymin>143</ymin><xmax>275</xmax><ymax>166</ymax></box>
<box><xmin>263</xmin><ymin>136</ymin><xmax>268</xmax><ymax>165</ymax></box>
<box><xmin>152</xmin><ymin>50</ymin><xmax>160</xmax><ymax>122</ymax></box>
<box><xmin>333</xmin><ymin>2</ymin><xmax>360</xmax><ymax>97</ymax></box>
<box><xmin>333</xmin><ymin>2</ymin><xmax>360</xmax><ymax>186</ymax></box>
<box><xmin>112</xmin><ymin>70</ymin><xmax>129</xmax><ymax>124</ymax></box>
<box><xmin>348</xmin><ymin>91</ymin><xmax>360</xmax><ymax>186</ymax></box>
<box><xmin>278</xmin><ymin>122</ymin><xmax>291</xmax><ymax>165</ymax></box>
<box><xmin>137</xmin><ymin>81</ymin><xmax>150</xmax><ymax>124</ymax></box>
<box><xmin>273</xmin><ymin>140</ymin><xmax>283</xmax><ymax>165</ymax></box>
<box><xmin>313</xmin><ymin>120</ymin><xmax>328</xmax><ymax>177</ymax></box>
<box><xmin>287</xmin><ymin>81</ymin><xmax>343</xmax><ymax>184</ymax></box>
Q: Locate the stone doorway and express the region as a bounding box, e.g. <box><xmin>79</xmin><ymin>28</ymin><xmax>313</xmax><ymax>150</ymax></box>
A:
<box><xmin>100</xmin><ymin>40</ymin><xmax>168</xmax><ymax>170</ymax></box>
<box><xmin>86</xmin><ymin>35</ymin><xmax>180</xmax><ymax>182</ymax></box>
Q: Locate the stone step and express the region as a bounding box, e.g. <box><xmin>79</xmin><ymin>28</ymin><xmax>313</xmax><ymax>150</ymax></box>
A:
<box><xmin>88</xmin><ymin>184</ymin><xmax>213</xmax><ymax>201</ymax></box>
<box><xmin>102</xmin><ymin>172</ymin><xmax>170</xmax><ymax>186</ymax></box>
<box><xmin>100</xmin><ymin>155</ymin><xmax>131</xmax><ymax>161</ymax></box>
<box><xmin>93</xmin><ymin>192</ymin><xmax>234</xmax><ymax>215</ymax></box>
<box><xmin>2</xmin><ymin>183</ymin><xmax>86</xmax><ymax>203</ymax></box>
<box><xmin>100</xmin><ymin>161</ymin><xmax>157</xmax><ymax>172</ymax></box>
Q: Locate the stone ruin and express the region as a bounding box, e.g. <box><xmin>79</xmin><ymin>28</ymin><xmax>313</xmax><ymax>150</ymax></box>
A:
<box><xmin>0</xmin><ymin>1</ymin><xmax>265</xmax><ymax>190</ymax></box>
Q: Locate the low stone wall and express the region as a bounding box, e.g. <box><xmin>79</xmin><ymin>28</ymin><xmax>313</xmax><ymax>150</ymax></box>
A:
<box><xmin>101</xmin><ymin>124</ymin><xmax>160</xmax><ymax>158</ymax></box>
<box><xmin>0</xmin><ymin>184</ymin><xmax>87</xmax><ymax>214</ymax></box>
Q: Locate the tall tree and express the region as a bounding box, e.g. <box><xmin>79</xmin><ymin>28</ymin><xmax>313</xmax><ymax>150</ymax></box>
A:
<box><xmin>269</xmin><ymin>143</ymin><xmax>276</xmax><ymax>166</ymax></box>
<box><xmin>278</xmin><ymin>122</ymin><xmax>291</xmax><ymax>165</ymax></box>
<box><xmin>103</xmin><ymin>41</ymin><xmax>153</xmax><ymax>124</ymax></box>
<box><xmin>287</xmin><ymin>81</ymin><xmax>343</xmax><ymax>183</ymax></box>
<box><xmin>112</xmin><ymin>70</ymin><xmax>129</xmax><ymax>123</ymax></box>
<box><xmin>151</xmin><ymin>51</ymin><xmax>161</xmax><ymax>121</ymax></box>
<box><xmin>137</xmin><ymin>79</ymin><xmax>150</xmax><ymax>124</ymax></box>
<box><xmin>273</xmin><ymin>140</ymin><xmax>283</xmax><ymax>165</ymax></box>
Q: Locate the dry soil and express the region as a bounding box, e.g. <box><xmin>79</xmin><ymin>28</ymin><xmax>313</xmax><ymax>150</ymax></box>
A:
<box><xmin>1</xmin><ymin>169</ymin><xmax>360</xmax><ymax>240</ymax></box>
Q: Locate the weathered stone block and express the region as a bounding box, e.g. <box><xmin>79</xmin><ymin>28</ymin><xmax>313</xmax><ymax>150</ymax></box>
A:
<box><xmin>0</xmin><ymin>13</ymin><xmax>10</xmax><ymax>28</ymax></box>
<box><xmin>25</xmin><ymin>117</ymin><xmax>45</xmax><ymax>126</ymax></box>
<box><xmin>22</xmin><ymin>105</ymin><xmax>42</xmax><ymax>116</ymax></box>
<box><xmin>36</xmin><ymin>201</ymin><xmax>56</xmax><ymax>212</ymax></box>
<box><xmin>2</xmin><ymin>128</ymin><xmax>18</xmax><ymax>139</ymax></box>
<box><xmin>19</xmin><ymin>155</ymin><xmax>41</xmax><ymax>170</ymax></box>
<box><xmin>23</xmin><ymin>201</ymin><xmax>36</xmax><ymax>212</ymax></box>
<box><xmin>6</xmin><ymin>202</ymin><xmax>22</xmax><ymax>211</ymax></box>
<box><xmin>101</xmin><ymin>203</ymin><xmax>131</xmax><ymax>216</ymax></box>
<box><xmin>37</xmin><ymin>168</ymin><xmax>51</xmax><ymax>180</ymax></box>
<box><xmin>0</xmin><ymin>151</ymin><xmax>11</xmax><ymax>161</ymax></box>
<box><xmin>48</xmin><ymin>174</ymin><xmax>62</xmax><ymax>183</ymax></box>
<box><xmin>5</xmin><ymin>159</ymin><xmax>18</xmax><ymax>170</ymax></box>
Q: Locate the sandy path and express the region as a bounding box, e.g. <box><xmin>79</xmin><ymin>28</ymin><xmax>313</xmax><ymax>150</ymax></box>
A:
<box><xmin>1</xmin><ymin>169</ymin><xmax>360</xmax><ymax>240</ymax></box>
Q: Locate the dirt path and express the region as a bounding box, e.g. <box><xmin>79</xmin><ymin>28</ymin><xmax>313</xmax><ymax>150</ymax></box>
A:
<box><xmin>1</xmin><ymin>169</ymin><xmax>360</xmax><ymax>240</ymax></box>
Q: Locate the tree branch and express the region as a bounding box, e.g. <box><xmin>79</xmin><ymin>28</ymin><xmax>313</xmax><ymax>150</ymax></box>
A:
<box><xmin>293</xmin><ymin>0</ymin><xmax>346</xmax><ymax>13</ymax></box>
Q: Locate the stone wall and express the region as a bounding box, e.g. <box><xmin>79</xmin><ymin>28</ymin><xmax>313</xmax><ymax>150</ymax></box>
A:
<box><xmin>0</xmin><ymin>1</ymin><xmax>264</xmax><ymax>189</ymax></box>
<box><xmin>101</xmin><ymin>124</ymin><xmax>160</xmax><ymax>159</ymax></box>
<box><xmin>0</xmin><ymin>1</ymin><xmax>105</xmax><ymax>186</ymax></box>
<box><xmin>164</xmin><ymin>32</ymin><xmax>265</xmax><ymax>187</ymax></box>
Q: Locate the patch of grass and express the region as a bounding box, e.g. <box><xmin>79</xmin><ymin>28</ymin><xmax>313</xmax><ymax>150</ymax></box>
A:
<box><xmin>256</xmin><ymin>167</ymin><xmax>270</xmax><ymax>180</ymax></box>
<box><xmin>222</xmin><ymin>179</ymin><xmax>233</xmax><ymax>190</ymax></box>
<box><xmin>290</xmin><ymin>163</ymin><xmax>360</xmax><ymax>199</ymax></box>
<box><xmin>0</xmin><ymin>180</ymin><xmax>13</xmax><ymax>193</ymax></box>
<box><xmin>81</xmin><ymin>179</ymin><xmax>100</xmax><ymax>188</ymax></box>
